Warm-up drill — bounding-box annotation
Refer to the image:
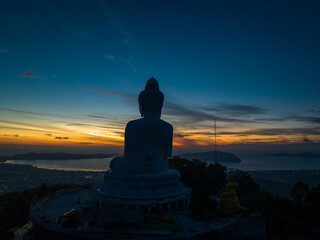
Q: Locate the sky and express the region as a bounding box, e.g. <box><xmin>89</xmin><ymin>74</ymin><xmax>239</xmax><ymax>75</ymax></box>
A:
<box><xmin>0</xmin><ymin>0</ymin><xmax>320</xmax><ymax>155</ymax></box>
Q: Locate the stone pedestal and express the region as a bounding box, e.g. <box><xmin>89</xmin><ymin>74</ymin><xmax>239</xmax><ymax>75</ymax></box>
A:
<box><xmin>90</xmin><ymin>169</ymin><xmax>190</xmax><ymax>212</ymax></box>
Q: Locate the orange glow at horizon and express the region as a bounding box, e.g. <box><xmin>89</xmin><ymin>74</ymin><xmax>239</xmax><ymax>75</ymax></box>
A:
<box><xmin>2</xmin><ymin>122</ymin><xmax>319</xmax><ymax>150</ymax></box>
<box><xmin>1</xmin><ymin>109</ymin><xmax>319</xmax><ymax>151</ymax></box>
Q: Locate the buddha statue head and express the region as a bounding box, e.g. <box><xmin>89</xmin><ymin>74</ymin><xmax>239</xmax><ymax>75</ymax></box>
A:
<box><xmin>138</xmin><ymin>77</ymin><xmax>164</xmax><ymax>117</ymax></box>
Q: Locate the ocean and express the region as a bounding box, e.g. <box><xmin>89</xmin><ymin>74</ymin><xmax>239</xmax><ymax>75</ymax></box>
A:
<box><xmin>4</xmin><ymin>153</ymin><xmax>320</xmax><ymax>171</ymax></box>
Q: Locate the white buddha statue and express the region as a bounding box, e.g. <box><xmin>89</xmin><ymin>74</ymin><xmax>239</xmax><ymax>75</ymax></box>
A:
<box><xmin>110</xmin><ymin>77</ymin><xmax>173</xmax><ymax>174</ymax></box>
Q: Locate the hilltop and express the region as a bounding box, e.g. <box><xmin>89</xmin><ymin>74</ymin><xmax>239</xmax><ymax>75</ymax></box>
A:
<box><xmin>178</xmin><ymin>151</ymin><xmax>241</xmax><ymax>163</ymax></box>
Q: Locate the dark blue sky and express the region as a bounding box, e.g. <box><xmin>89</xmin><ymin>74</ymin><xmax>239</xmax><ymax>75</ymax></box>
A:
<box><xmin>0</xmin><ymin>0</ymin><xmax>319</xmax><ymax>153</ymax></box>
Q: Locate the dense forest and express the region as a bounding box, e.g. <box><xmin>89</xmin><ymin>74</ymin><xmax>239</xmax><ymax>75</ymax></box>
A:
<box><xmin>169</xmin><ymin>157</ymin><xmax>320</xmax><ymax>238</ymax></box>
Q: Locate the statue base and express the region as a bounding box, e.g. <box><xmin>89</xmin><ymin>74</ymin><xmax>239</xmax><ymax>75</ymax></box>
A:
<box><xmin>89</xmin><ymin>169</ymin><xmax>190</xmax><ymax>212</ymax></box>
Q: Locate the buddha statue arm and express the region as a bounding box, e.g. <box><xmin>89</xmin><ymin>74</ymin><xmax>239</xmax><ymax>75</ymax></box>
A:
<box><xmin>124</xmin><ymin>121</ymin><xmax>137</xmax><ymax>158</ymax></box>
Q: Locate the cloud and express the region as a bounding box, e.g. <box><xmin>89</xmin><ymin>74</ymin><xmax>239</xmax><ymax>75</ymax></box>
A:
<box><xmin>163</xmin><ymin>103</ymin><xmax>255</xmax><ymax>123</ymax></box>
<box><xmin>186</xmin><ymin>131</ymin><xmax>215</xmax><ymax>136</ymax></box>
<box><xmin>77</xmin><ymin>84</ymin><xmax>135</xmax><ymax>99</ymax></box>
<box><xmin>78</xmin><ymin>84</ymin><xmax>320</xmax><ymax>128</ymax></box>
<box><xmin>0</xmin><ymin>107</ymin><xmax>42</xmax><ymax>116</ymax></box>
<box><xmin>175</xmin><ymin>134</ymin><xmax>191</xmax><ymax>138</ymax></box>
<box><xmin>306</xmin><ymin>108</ymin><xmax>320</xmax><ymax>115</ymax></box>
<box><xmin>218</xmin><ymin>127</ymin><xmax>320</xmax><ymax>136</ymax></box>
<box><xmin>201</xmin><ymin>103</ymin><xmax>268</xmax><ymax>116</ymax></box>
<box><xmin>45</xmin><ymin>134</ymin><xmax>52</xmax><ymax>136</ymax></box>
<box><xmin>55</xmin><ymin>137</ymin><xmax>69</xmax><ymax>140</ymax></box>
<box><xmin>286</xmin><ymin>114</ymin><xmax>320</xmax><ymax>124</ymax></box>
<box><xmin>122</xmin><ymin>39</ymin><xmax>138</xmax><ymax>45</ymax></box>
<box><xmin>256</xmin><ymin>113</ymin><xmax>320</xmax><ymax>124</ymax></box>
<box><xmin>303</xmin><ymin>138</ymin><xmax>313</xmax><ymax>143</ymax></box>
<box><xmin>254</xmin><ymin>117</ymin><xmax>287</xmax><ymax>122</ymax></box>
<box><xmin>18</xmin><ymin>70</ymin><xmax>46</xmax><ymax>79</ymax></box>
<box><xmin>105</xmin><ymin>55</ymin><xmax>115</xmax><ymax>60</ymax></box>
<box><xmin>0</xmin><ymin>107</ymin><xmax>65</xmax><ymax>119</ymax></box>
<box><xmin>1</xmin><ymin>134</ymin><xmax>19</xmax><ymax>137</ymax></box>
<box><xmin>79</xmin><ymin>85</ymin><xmax>256</xmax><ymax>123</ymax></box>
<box><xmin>278</xmin><ymin>136</ymin><xmax>289</xmax><ymax>143</ymax></box>
<box><xmin>125</xmin><ymin>59</ymin><xmax>136</xmax><ymax>72</ymax></box>
<box><xmin>87</xmin><ymin>114</ymin><xmax>111</xmax><ymax>119</ymax></box>
<box><xmin>0</xmin><ymin>49</ymin><xmax>9</xmax><ymax>53</ymax></box>
<box><xmin>66</xmin><ymin>120</ymin><xmax>125</xmax><ymax>129</ymax></box>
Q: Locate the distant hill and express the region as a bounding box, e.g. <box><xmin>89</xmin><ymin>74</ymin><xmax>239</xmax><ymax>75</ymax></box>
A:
<box><xmin>269</xmin><ymin>152</ymin><xmax>320</xmax><ymax>158</ymax></box>
<box><xmin>178</xmin><ymin>151</ymin><xmax>241</xmax><ymax>163</ymax></box>
<box><xmin>0</xmin><ymin>152</ymin><xmax>114</xmax><ymax>162</ymax></box>
<box><xmin>249</xmin><ymin>169</ymin><xmax>320</xmax><ymax>198</ymax></box>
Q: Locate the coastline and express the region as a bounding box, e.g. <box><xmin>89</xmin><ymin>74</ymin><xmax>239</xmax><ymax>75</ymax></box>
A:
<box><xmin>2</xmin><ymin>162</ymin><xmax>320</xmax><ymax>198</ymax></box>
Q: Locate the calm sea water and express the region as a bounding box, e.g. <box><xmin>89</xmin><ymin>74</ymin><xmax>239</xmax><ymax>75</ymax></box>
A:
<box><xmin>5</xmin><ymin>154</ymin><xmax>320</xmax><ymax>171</ymax></box>
<box><xmin>5</xmin><ymin>158</ymin><xmax>113</xmax><ymax>171</ymax></box>
<box><xmin>223</xmin><ymin>154</ymin><xmax>320</xmax><ymax>171</ymax></box>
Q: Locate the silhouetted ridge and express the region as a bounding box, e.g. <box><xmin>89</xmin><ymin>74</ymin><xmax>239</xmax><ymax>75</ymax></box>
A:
<box><xmin>179</xmin><ymin>151</ymin><xmax>241</xmax><ymax>162</ymax></box>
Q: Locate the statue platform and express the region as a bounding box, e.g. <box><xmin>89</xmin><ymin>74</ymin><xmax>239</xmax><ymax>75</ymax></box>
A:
<box><xmin>90</xmin><ymin>169</ymin><xmax>190</xmax><ymax>212</ymax></box>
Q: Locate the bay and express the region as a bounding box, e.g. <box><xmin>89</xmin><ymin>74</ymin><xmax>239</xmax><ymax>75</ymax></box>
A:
<box><xmin>5</xmin><ymin>158</ymin><xmax>113</xmax><ymax>171</ymax></box>
<box><xmin>5</xmin><ymin>154</ymin><xmax>320</xmax><ymax>171</ymax></box>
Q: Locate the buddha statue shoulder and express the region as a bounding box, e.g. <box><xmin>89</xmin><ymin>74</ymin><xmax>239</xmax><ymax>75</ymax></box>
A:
<box><xmin>110</xmin><ymin>77</ymin><xmax>173</xmax><ymax>174</ymax></box>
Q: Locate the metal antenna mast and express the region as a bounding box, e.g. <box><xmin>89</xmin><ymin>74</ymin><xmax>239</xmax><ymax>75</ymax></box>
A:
<box><xmin>214</xmin><ymin>118</ymin><xmax>217</xmax><ymax>162</ymax></box>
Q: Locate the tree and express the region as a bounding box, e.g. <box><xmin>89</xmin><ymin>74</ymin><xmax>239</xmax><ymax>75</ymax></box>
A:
<box><xmin>230</xmin><ymin>170</ymin><xmax>260</xmax><ymax>194</ymax></box>
<box><xmin>305</xmin><ymin>184</ymin><xmax>320</xmax><ymax>211</ymax></box>
<box><xmin>169</xmin><ymin>156</ymin><xmax>227</xmax><ymax>192</ymax></box>
<box><xmin>291</xmin><ymin>181</ymin><xmax>309</xmax><ymax>204</ymax></box>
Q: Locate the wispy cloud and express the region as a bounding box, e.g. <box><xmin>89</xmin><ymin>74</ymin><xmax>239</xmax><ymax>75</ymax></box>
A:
<box><xmin>286</xmin><ymin>114</ymin><xmax>320</xmax><ymax>124</ymax></box>
<box><xmin>201</xmin><ymin>103</ymin><xmax>268</xmax><ymax>116</ymax></box>
<box><xmin>1</xmin><ymin>134</ymin><xmax>19</xmax><ymax>137</ymax></box>
<box><xmin>18</xmin><ymin>70</ymin><xmax>47</xmax><ymax>79</ymax></box>
<box><xmin>218</xmin><ymin>127</ymin><xmax>320</xmax><ymax>136</ymax></box>
<box><xmin>122</xmin><ymin>39</ymin><xmax>138</xmax><ymax>46</ymax></box>
<box><xmin>105</xmin><ymin>55</ymin><xmax>115</xmax><ymax>60</ymax></box>
<box><xmin>164</xmin><ymin>102</ymin><xmax>257</xmax><ymax>123</ymax></box>
<box><xmin>306</xmin><ymin>108</ymin><xmax>320</xmax><ymax>115</ymax></box>
<box><xmin>77</xmin><ymin>84</ymin><xmax>320</xmax><ymax>144</ymax></box>
<box><xmin>55</xmin><ymin>136</ymin><xmax>69</xmax><ymax>140</ymax></box>
<box><xmin>125</xmin><ymin>58</ymin><xmax>136</xmax><ymax>72</ymax></box>
<box><xmin>0</xmin><ymin>49</ymin><xmax>9</xmax><ymax>53</ymax></box>
<box><xmin>78</xmin><ymin>142</ymin><xmax>94</xmax><ymax>145</ymax></box>
<box><xmin>0</xmin><ymin>107</ymin><xmax>65</xmax><ymax>119</ymax></box>
<box><xmin>254</xmin><ymin>117</ymin><xmax>287</xmax><ymax>122</ymax></box>
<box><xmin>77</xmin><ymin>84</ymin><xmax>135</xmax><ymax>99</ymax></box>
<box><xmin>303</xmin><ymin>138</ymin><xmax>313</xmax><ymax>142</ymax></box>
<box><xmin>256</xmin><ymin>113</ymin><xmax>320</xmax><ymax>125</ymax></box>
<box><xmin>79</xmin><ymin>85</ymin><xmax>255</xmax><ymax>123</ymax></box>
<box><xmin>175</xmin><ymin>133</ymin><xmax>191</xmax><ymax>138</ymax></box>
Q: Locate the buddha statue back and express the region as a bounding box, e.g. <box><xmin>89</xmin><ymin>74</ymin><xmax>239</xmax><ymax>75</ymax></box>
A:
<box><xmin>110</xmin><ymin>77</ymin><xmax>173</xmax><ymax>174</ymax></box>
<box><xmin>92</xmin><ymin>78</ymin><xmax>189</xmax><ymax>211</ymax></box>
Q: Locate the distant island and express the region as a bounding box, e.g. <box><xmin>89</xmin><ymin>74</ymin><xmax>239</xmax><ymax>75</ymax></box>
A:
<box><xmin>178</xmin><ymin>151</ymin><xmax>241</xmax><ymax>163</ymax></box>
<box><xmin>269</xmin><ymin>152</ymin><xmax>320</xmax><ymax>158</ymax></box>
<box><xmin>0</xmin><ymin>152</ymin><xmax>115</xmax><ymax>162</ymax></box>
